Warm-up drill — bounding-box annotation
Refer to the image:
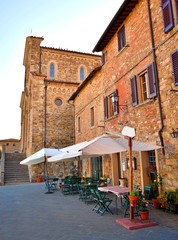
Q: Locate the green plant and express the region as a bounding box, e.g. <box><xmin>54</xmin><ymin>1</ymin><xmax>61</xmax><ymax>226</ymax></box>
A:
<box><xmin>167</xmin><ymin>190</ymin><xmax>178</xmax><ymax>205</ymax></box>
<box><xmin>130</xmin><ymin>189</ymin><xmax>140</xmax><ymax>196</ymax></box>
<box><xmin>147</xmin><ymin>166</ymin><xmax>163</xmax><ymax>188</ymax></box>
<box><xmin>139</xmin><ymin>198</ymin><xmax>149</xmax><ymax>211</ymax></box>
<box><xmin>158</xmin><ymin>189</ymin><xmax>178</xmax><ymax>211</ymax></box>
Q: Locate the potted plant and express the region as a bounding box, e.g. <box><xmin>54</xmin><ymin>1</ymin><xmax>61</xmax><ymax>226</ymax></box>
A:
<box><xmin>36</xmin><ymin>176</ymin><xmax>42</xmax><ymax>182</ymax></box>
<box><xmin>128</xmin><ymin>189</ymin><xmax>140</xmax><ymax>207</ymax></box>
<box><xmin>139</xmin><ymin>198</ymin><xmax>149</xmax><ymax>220</ymax></box>
<box><xmin>147</xmin><ymin>167</ymin><xmax>163</xmax><ymax>208</ymax></box>
<box><xmin>159</xmin><ymin>189</ymin><xmax>178</xmax><ymax>213</ymax></box>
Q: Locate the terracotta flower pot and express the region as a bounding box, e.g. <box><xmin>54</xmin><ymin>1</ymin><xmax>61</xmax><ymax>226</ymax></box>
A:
<box><xmin>128</xmin><ymin>195</ymin><xmax>139</xmax><ymax>207</ymax></box>
<box><xmin>152</xmin><ymin>198</ymin><xmax>161</xmax><ymax>209</ymax></box>
<box><xmin>36</xmin><ymin>176</ymin><xmax>42</xmax><ymax>183</ymax></box>
<box><xmin>139</xmin><ymin>210</ymin><xmax>149</xmax><ymax>220</ymax></box>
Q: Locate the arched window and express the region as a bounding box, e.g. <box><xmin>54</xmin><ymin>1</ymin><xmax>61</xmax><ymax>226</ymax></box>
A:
<box><xmin>50</xmin><ymin>63</ymin><xmax>55</xmax><ymax>78</ymax></box>
<box><xmin>80</xmin><ymin>66</ymin><xmax>85</xmax><ymax>80</ymax></box>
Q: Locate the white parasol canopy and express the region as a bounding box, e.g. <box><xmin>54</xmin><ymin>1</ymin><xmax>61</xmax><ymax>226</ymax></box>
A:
<box><xmin>48</xmin><ymin>141</ymin><xmax>99</xmax><ymax>163</ymax></box>
<box><xmin>81</xmin><ymin>134</ymin><xmax>162</xmax><ymax>155</ymax></box>
<box><xmin>20</xmin><ymin>148</ymin><xmax>63</xmax><ymax>165</ymax></box>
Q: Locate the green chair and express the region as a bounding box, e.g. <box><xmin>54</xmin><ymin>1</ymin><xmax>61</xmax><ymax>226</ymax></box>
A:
<box><xmin>91</xmin><ymin>189</ymin><xmax>113</xmax><ymax>216</ymax></box>
<box><xmin>144</xmin><ymin>185</ymin><xmax>153</xmax><ymax>200</ymax></box>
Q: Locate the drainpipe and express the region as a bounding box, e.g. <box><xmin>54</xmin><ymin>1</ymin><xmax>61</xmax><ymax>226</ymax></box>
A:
<box><xmin>147</xmin><ymin>0</ymin><xmax>165</xmax><ymax>154</ymax></box>
<box><xmin>39</xmin><ymin>48</ymin><xmax>42</xmax><ymax>75</ymax></box>
<box><xmin>44</xmin><ymin>79</ymin><xmax>48</xmax><ymax>181</ymax></box>
<box><xmin>44</xmin><ymin>79</ymin><xmax>48</xmax><ymax>148</ymax></box>
<box><xmin>67</xmin><ymin>99</ymin><xmax>76</xmax><ymax>145</ymax></box>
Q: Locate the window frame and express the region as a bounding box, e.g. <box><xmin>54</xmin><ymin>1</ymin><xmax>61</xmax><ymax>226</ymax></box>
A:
<box><xmin>80</xmin><ymin>66</ymin><xmax>85</xmax><ymax>81</ymax></box>
<box><xmin>90</xmin><ymin>107</ymin><xmax>95</xmax><ymax>127</ymax></box>
<box><xmin>118</xmin><ymin>25</ymin><xmax>126</xmax><ymax>52</ymax></box>
<box><xmin>130</xmin><ymin>62</ymin><xmax>157</xmax><ymax>106</ymax></box>
<box><xmin>148</xmin><ymin>150</ymin><xmax>157</xmax><ymax>182</ymax></box>
<box><xmin>102</xmin><ymin>51</ymin><xmax>108</xmax><ymax>65</ymax></box>
<box><xmin>161</xmin><ymin>0</ymin><xmax>174</xmax><ymax>33</ymax></box>
<box><xmin>78</xmin><ymin>116</ymin><xmax>81</xmax><ymax>133</ymax></box>
<box><xmin>49</xmin><ymin>62</ymin><xmax>55</xmax><ymax>78</ymax></box>
<box><xmin>104</xmin><ymin>90</ymin><xmax>119</xmax><ymax>119</ymax></box>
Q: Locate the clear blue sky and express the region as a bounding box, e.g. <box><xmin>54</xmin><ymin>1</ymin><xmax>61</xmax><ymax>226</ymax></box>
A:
<box><xmin>0</xmin><ymin>0</ymin><xmax>124</xmax><ymax>140</ymax></box>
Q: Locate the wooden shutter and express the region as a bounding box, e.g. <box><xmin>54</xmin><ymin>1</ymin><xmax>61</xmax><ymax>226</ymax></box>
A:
<box><xmin>102</xmin><ymin>53</ymin><xmax>105</xmax><ymax>65</ymax></box>
<box><xmin>171</xmin><ymin>50</ymin><xmax>178</xmax><ymax>86</ymax></box>
<box><xmin>104</xmin><ymin>97</ymin><xmax>108</xmax><ymax>119</ymax></box>
<box><xmin>113</xmin><ymin>90</ymin><xmax>119</xmax><ymax>115</ymax></box>
<box><xmin>147</xmin><ymin>62</ymin><xmax>157</xmax><ymax>98</ymax></box>
<box><xmin>130</xmin><ymin>75</ymin><xmax>138</xmax><ymax>106</ymax></box>
<box><xmin>161</xmin><ymin>0</ymin><xmax>174</xmax><ymax>32</ymax></box>
<box><xmin>176</xmin><ymin>0</ymin><xmax>178</xmax><ymax>21</ymax></box>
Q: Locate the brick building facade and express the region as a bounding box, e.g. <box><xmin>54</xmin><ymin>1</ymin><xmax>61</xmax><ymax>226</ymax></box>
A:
<box><xmin>20</xmin><ymin>36</ymin><xmax>101</xmax><ymax>180</ymax></box>
<box><xmin>70</xmin><ymin>0</ymin><xmax>178</xmax><ymax>191</ymax></box>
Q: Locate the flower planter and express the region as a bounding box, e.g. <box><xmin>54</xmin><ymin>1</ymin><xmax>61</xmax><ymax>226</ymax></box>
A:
<box><xmin>119</xmin><ymin>178</ymin><xmax>126</xmax><ymax>187</ymax></box>
<box><xmin>36</xmin><ymin>177</ymin><xmax>42</xmax><ymax>183</ymax></box>
<box><xmin>171</xmin><ymin>204</ymin><xmax>178</xmax><ymax>214</ymax></box>
<box><xmin>128</xmin><ymin>195</ymin><xmax>139</xmax><ymax>207</ymax></box>
<box><xmin>152</xmin><ymin>198</ymin><xmax>161</xmax><ymax>209</ymax></box>
<box><xmin>139</xmin><ymin>210</ymin><xmax>149</xmax><ymax>220</ymax></box>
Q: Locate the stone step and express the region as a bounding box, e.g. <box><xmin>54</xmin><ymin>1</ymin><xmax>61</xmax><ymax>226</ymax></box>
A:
<box><xmin>4</xmin><ymin>152</ymin><xmax>30</xmax><ymax>185</ymax></box>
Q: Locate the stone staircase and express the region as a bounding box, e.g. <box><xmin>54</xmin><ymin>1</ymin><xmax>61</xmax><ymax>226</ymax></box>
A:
<box><xmin>4</xmin><ymin>152</ymin><xmax>30</xmax><ymax>185</ymax></box>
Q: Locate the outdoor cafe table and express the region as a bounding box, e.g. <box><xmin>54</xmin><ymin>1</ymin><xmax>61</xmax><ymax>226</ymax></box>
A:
<box><xmin>98</xmin><ymin>186</ymin><xmax>129</xmax><ymax>214</ymax></box>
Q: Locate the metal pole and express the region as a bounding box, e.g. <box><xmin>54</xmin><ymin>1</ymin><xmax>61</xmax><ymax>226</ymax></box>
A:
<box><xmin>128</xmin><ymin>137</ymin><xmax>134</xmax><ymax>220</ymax></box>
<box><xmin>44</xmin><ymin>79</ymin><xmax>53</xmax><ymax>194</ymax></box>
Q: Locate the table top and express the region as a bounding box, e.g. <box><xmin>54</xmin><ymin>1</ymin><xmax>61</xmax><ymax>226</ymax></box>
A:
<box><xmin>98</xmin><ymin>185</ymin><xmax>129</xmax><ymax>197</ymax></box>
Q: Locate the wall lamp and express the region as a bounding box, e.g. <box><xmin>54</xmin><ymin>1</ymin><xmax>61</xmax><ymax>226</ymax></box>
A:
<box><xmin>111</xmin><ymin>91</ymin><xmax>128</xmax><ymax>112</ymax></box>
<box><xmin>170</xmin><ymin>128</ymin><xmax>178</xmax><ymax>138</ymax></box>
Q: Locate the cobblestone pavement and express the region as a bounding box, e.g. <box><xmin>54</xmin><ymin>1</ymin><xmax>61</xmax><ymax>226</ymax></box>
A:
<box><xmin>0</xmin><ymin>183</ymin><xmax>178</xmax><ymax>240</ymax></box>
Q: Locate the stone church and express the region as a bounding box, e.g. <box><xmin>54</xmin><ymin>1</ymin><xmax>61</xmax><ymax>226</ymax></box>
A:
<box><xmin>20</xmin><ymin>36</ymin><xmax>101</xmax><ymax>181</ymax></box>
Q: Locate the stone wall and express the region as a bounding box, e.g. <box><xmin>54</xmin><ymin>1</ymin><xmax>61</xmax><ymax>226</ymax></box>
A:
<box><xmin>20</xmin><ymin>36</ymin><xmax>101</xmax><ymax>180</ymax></box>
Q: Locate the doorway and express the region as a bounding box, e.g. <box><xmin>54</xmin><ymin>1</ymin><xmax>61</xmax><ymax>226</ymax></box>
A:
<box><xmin>91</xmin><ymin>156</ymin><xmax>102</xmax><ymax>181</ymax></box>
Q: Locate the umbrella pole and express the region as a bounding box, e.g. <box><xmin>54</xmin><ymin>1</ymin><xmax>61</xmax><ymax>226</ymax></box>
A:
<box><xmin>128</xmin><ymin>137</ymin><xmax>134</xmax><ymax>220</ymax></box>
<box><xmin>44</xmin><ymin>154</ymin><xmax>54</xmax><ymax>194</ymax></box>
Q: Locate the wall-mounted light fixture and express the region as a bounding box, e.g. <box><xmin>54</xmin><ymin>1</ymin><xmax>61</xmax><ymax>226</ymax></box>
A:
<box><xmin>111</xmin><ymin>91</ymin><xmax>128</xmax><ymax>112</ymax></box>
<box><xmin>122</xmin><ymin>157</ymin><xmax>127</xmax><ymax>171</ymax></box>
<box><xmin>170</xmin><ymin>128</ymin><xmax>178</xmax><ymax>138</ymax></box>
<box><xmin>111</xmin><ymin>91</ymin><xmax>118</xmax><ymax>103</ymax></box>
<box><xmin>127</xmin><ymin>157</ymin><xmax>137</xmax><ymax>170</ymax></box>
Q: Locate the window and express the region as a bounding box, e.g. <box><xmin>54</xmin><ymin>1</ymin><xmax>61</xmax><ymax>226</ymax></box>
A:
<box><xmin>148</xmin><ymin>151</ymin><xmax>157</xmax><ymax>182</ymax></box>
<box><xmin>50</xmin><ymin>63</ymin><xmax>55</xmax><ymax>78</ymax></box>
<box><xmin>171</xmin><ymin>50</ymin><xmax>178</xmax><ymax>86</ymax></box>
<box><xmin>161</xmin><ymin>0</ymin><xmax>174</xmax><ymax>32</ymax></box>
<box><xmin>55</xmin><ymin>98</ymin><xmax>62</xmax><ymax>106</ymax></box>
<box><xmin>78</xmin><ymin>117</ymin><xmax>81</xmax><ymax>133</ymax></box>
<box><xmin>130</xmin><ymin>62</ymin><xmax>157</xmax><ymax>106</ymax></box>
<box><xmin>90</xmin><ymin>107</ymin><xmax>94</xmax><ymax>127</ymax></box>
<box><xmin>80</xmin><ymin>67</ymin><xmax>85</xmax><ymax>80</ymax></box>
<box><xmin>104</xmin><ymin>90</ymin><xmax>119</xmax><ymax>119</ymax></box>
<box><xmin>102</xmin><ymin>51</ymin><xmax>108</xmax><ymax>65</ymax></box>
<box><xmin>118</xmin><ymin>25</ymin><xmax>126</xmax><ymax>51</ymax></box>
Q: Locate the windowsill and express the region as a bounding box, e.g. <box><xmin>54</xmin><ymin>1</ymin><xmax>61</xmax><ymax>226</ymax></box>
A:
<box><xmin>104</xmin><ymin>114</ymin><xmax>118</xmax><ymax>122</ymax></box>
<box><xmin>116</xmin><ymin>43</ymin><xmax>129</xmax><ymax>57</ymax></box>
<box><xmin>134</xmin><ymin>98</ymin><xmax>155</xmax><ymax>108</ymax></box>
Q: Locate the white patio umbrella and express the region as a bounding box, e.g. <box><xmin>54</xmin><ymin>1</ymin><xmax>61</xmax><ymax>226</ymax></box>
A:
<box><xmin>20</xmin><ymin>148</ymin><xmax>64</xmax><ymax>194</ymax></box>
<box><xmin>80</xmin><ymin>134</ymin><xmax>127</xmax><ymax>155</ymax></box>
<box><xmin>20</xmin><ymin>148</ymin><xmax>63</xmax><ymax>165</ymax></box>
<box><xmin>80</xmin><ymin>131</ymin><xmax>162</xmax><ymax>221</ymax></box>
<box><xmin>48</xmin><ymin>141</ymin><xmax>98</xmax><ymax>163</ymax></box>
<box><xmin>81</xmin><ymin>134</ymin><xmax>162</xmax><ymax>155</ymax></box>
